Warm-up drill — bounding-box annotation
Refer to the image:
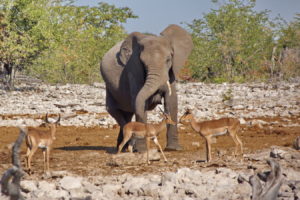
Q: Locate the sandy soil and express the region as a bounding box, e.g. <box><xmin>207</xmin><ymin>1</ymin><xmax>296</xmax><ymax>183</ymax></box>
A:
<box><xmin>0</xmin><ymin>115</ymin><xmax>299</xmax><ymax>178</ymax></box>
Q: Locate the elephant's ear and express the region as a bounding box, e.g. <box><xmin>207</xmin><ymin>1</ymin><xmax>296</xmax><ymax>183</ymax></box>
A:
<box><xmin>160</xmin><ymin>24</ymin><xmax>193</xmax><ymax>80</ymax></box>
<box><xmin>119</xmin><ymin>32</ymin><xmax>146</xmax><ymax>65</ymax></box>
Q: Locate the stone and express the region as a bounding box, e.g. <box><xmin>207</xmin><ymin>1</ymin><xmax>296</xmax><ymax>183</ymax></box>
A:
<box><xmin>294</xmin><ymin>136</ymin><xmax>300</xmax><ymax>150</ymax></box>
<box><xmin>239</xmin><ymin>118</ymin><xmax>247</xmax><ymax>125</ymax></box>
<box><xmin>90</xmin><ymin>191</ymin><xmax>105</xmax><ymax>199</ymax></box>
<box><xmin>59</xmin><ymin>176</ymin><xmax>82</xmax><ymax>190</ymax></box>
<box><xmin>101</xmin><ymin>183</ymin><xmax>122</xmax><ymax>196</ymax></box>
<box><xmin>46</xmin><ymin>189</ymin><xmax>69</xmax><ymax>199</ymax></box>
<box><xmin>82</xmin><ymin>182</ymin><xmax>99</xmax><ymax>194</ymax></box>
<box><xmin>140</xmin><ymin>183</ymin><xmax>160</xmax><ymax>198</ymax></box>
<box><xmin>21</xmin><ymin>180</ymin><xmax>38</xmax><ymax>193</ymax></box>
<box><xmin>69</xmin><ymin>188</ymin><xmax>88</xmax><ymax>199</ymax></box>
<box><xmin>159</xmin><ymin>181</ymin><xmax>175</xmax><ymax>200</ymax></box>
<box><xmin>38</xmin><ymin>180</ymin><xmax>56</xmax><ymax>191</ymax></box>
<box><xmin>123</xmin><ymin>177</ymin><xmax>149</xmax><ymax>196</ymax></box>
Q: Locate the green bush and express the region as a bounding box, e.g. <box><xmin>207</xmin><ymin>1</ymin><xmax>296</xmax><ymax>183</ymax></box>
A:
<box><xmin>187</xmin><ymin>0</ymin><xmax>279</xmax><ymax>83</ymax></box>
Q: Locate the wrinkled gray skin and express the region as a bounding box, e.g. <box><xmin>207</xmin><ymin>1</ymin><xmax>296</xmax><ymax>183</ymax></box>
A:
<box><xmin>100</xmin><ymin>25</ymin><xmax>193</xmax><ymax>151</ymax></box>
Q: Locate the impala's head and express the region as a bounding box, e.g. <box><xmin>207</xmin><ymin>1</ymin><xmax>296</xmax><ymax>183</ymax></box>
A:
<box><xmin>45</xmin><ymin>113</ymin><xmax>61</xmax><ymax>140</ymax></box>
<box><xmin>160</xmin><ymin>112</ymin><xmax>176</xmax><ymax>125</ymax></box>
<box><xmin>180</xmin><ymin>108</ymin><xmax>193</xmax><ymax>125</ymax></box>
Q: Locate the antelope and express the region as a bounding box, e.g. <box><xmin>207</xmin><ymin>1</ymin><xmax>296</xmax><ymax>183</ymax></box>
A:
<box><xmin>118</xmin><ymin>112</ymin><xmax>176</xmax><ymax>164</ymax></box>
<box><xmin>180</xmin><ymin>108</ymin><xmax>243</xmax><ymax>162</ymax></box>
<box><xmin>25</xmin><ymin>114</ymin><xmax>60</xmax><ymax>173</ymax></box>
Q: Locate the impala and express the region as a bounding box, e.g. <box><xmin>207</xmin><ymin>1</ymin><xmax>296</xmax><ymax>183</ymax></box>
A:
<box><xmin>180</xmin><ymin>108</ymin><xmax>243</xmax><ymax>162</ymax></box>
<box><xmin>25</xmin><ymin>114</ymin><xmax>60</xmax><ymax>173</ymax></box>
<box><xmin>118</xmin><ymin>112</ymin><xmax>176</xmax><ymax>164</ymax></box>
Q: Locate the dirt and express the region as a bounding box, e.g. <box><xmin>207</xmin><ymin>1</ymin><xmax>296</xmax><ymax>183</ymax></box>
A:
<box><xmin>0</xmin><ymin>115</ymin><xmax>299</xmax><ymax>178</ymax></box>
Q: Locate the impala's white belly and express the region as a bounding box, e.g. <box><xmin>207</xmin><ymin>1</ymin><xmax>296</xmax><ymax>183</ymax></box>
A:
<box><xmin>212</xmin><ymin>129</ymin><xmax>228</xmax><ymax>137</ymax></box>
<box><xmin>38</xmin><ymin>140</ymin><xmax>49</xmax><ymax>149</ymax></box>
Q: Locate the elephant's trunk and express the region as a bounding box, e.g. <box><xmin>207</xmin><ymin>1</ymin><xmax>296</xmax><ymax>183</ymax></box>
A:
<box><xmin>135</xmin><ymin>71</ymin><xmax>169</xmax><ymax>122</ymax></box>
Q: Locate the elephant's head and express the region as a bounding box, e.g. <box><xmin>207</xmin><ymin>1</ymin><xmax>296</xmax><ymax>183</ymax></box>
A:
<box><xmin>119</xmin><ymin>25</ymin><xmax>193</xmax><ymax>121</ymax></box>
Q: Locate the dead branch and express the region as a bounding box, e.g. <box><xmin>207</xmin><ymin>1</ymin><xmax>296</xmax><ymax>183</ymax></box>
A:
<box><xmin>238</xmin><ymin>159</ymin><xmax>282</xmax><ymax>200</ymax></box>
<box><xmin>1</xmin><ymin>127</ymin><xmax>26</xmax><ymax>200</ymax></box>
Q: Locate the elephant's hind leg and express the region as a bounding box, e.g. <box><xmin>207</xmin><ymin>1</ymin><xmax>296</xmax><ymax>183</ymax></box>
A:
<box><xmin>106</xmin><ymin>92</ymin><xmax>133</xmax><ymax>151</ymax></box>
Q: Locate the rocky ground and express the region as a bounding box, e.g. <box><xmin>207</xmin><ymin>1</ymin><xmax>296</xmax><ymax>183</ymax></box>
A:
<box><xmin>0</xmin><ymin>78</ymin><xmax>299</xmax><ymax>127</ymax></box>
<box><xmin>0</xmin><ymin>78</ymin><xmax>300</xmax><ymax>199</ymax></box>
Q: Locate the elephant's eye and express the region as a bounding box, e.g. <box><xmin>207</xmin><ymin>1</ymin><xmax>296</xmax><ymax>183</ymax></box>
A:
<box><xmin>166</xmin><ymin>56</ymin><xmax>172</xmax><ymax>66</ymax></box>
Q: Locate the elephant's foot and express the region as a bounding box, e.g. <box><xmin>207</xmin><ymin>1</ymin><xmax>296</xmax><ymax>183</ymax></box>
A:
<box><xmin>133</xmin><ymin>138</ymin><xmax>147</xmax><ymax>152</ymax></box>
<box><xmin>164</xmin><ymin>143</ymin><xmax>183</xmax><ymax>151</ymax></box>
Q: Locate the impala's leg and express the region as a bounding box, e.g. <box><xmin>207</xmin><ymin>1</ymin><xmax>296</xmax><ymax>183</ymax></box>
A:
<box><xmin>146</xmin><ymin>137</ymin><xmax>151</xmax><ymax>165</ymax></box>
<box><xmin>229</xmin><ymin>128</ymin><xmax>243</xmax><ymax>156</ymax></box>
<box><xmin>204</xmin><ymin>136</ymin><xmax>212</xmax><ymax>162</ymax></box>
<box><xmin>230</xmin><ymin>123</ymin><xmax>243</xmax><ymax>156</ymax></box>
<box><xmin>27</xmin><ymin>145</ymin><xmax>38</xmax><ymax>172</ymax></box>
<box><xmin>43</xmin><ymin>149</ymin><xmax>46</xmax><ymax>172</ymax></box>
<box><xmin>25</xmin><ymin>147</ymin><xmax>31</xmax><ymax>169</ymax></box>
<box><xmin>235</xmin><ymin>124</ymin><xmax>243</xmax><ymax>155</ymax></box>
<box><xmin>117</xmin><ymin>130</ymin><xmax>132</xmax><ymax>154</ymax></box>
<box><xmin>127</xmin><ymin>145</ymin><xmax>133</xmax><ymax>153</ymax></box>
<box><xmin>153</xmin><ymin>137</ymin><xmax>168</xmax><ymax>162</ymax></box>
<box><xmin>235</xmin><ymin>134</ymin><xmax>243</xmax><ymax>155</ymax></box>
<box><xmin>46</xmin><ymin>148</ymin><xmax>50</xmax><ymax>172</ymax></box>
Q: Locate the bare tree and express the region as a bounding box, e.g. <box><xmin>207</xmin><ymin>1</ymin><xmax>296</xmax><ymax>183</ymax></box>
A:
<box><xmin>238</xmin><ymin>159</ymin><xmax>283</xmax><ymax>200</ymax></box>
<box><xmin>0</xmin><ymin>62</ymin><xmax>17</xmax><ymax>90</ymax></box>
<box><xmin>1</xmin><ymin>128</ymin><xmax>26</xmax><ymax>200</ymax></box>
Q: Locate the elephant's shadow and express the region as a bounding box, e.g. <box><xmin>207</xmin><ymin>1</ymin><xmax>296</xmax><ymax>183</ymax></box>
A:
<box><xmin>55</xmin><ymin>146</ymin><xmax>116</xmax><ymax>154</ymax></box>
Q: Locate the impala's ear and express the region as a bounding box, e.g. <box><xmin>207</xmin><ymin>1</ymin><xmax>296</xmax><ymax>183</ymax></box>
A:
<box><xmin>184</xmin><ymin>108</ymin><xmax>192</xmax><ymax>114</ymax></box>
<box><xmin>45</xmin><ymin>113</ymin><xmax>50</xmax><ymax>123</ymax></box>
<box><xmin>160</xmin><ymin>24</ymin><xmax>193</xmax><ymax>80</ymax></box>
<box><xmin>158</xmin><ymin>113</ymin><xmax>164</xmax><ymax>118</ymax></box>
<box><xmin>119</xmin><ymin>32</ymin><xmax>146</xmax><ymax>65</ymax></box>
<box><xmin>55</xmin><ymin>114</ymin><xmax>61</xmax><ymax>124</ymax></box>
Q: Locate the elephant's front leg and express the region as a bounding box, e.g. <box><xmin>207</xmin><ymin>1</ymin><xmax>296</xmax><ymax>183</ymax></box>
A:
<box><xmin>133</xmin><ymin>112</ymin><xmax>148</xmax><ymax>152</ymax></box>
<box><xmin>164</xmin><ymin>83</ymin><xmax>182</xmax><ymax>151</ymax></box>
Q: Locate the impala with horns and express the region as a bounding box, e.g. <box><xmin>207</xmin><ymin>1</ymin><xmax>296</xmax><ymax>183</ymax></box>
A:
<box><xmin>25</xmin><ymin>113</ymin><xmax>60</xmax><ymax>173</ymax></box>
<box><xmin>118</xmin><ymin>110</ymin><xmax>176</xmax><ymax>164</ymax></box>
<box><xmin>180</xmin><ymin>108</ymin><xmax>243</xmax><ymax>162</ymax></box>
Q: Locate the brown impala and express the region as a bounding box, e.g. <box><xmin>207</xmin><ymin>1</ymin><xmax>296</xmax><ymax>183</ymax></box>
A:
<box><xmin>25</xmin><ymin>114</ymin><xmax>60</xmax><ymax>173</ymax></box>
<box><xmin>118</xmin><ymin>112</ymin><xmax>176</xmax><ymax>164</ymax></box>
<box><xmin>180</xmin><ymin>108</ymin><xmax>243</xmax><ymax>162</ymax></box>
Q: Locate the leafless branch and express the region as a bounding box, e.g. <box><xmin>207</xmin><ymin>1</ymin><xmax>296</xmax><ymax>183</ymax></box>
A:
<box><xmin>238</xmin><ymin>159</ymin><xmax>282</xmax><ymax>200</ymax></box>
<box><xmin>1</xmin><ymin>127</ymin><xmax>26</xmax><ymax>200</ymax></box>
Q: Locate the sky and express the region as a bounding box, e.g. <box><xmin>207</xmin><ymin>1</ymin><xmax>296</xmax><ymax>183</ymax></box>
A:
<box><xmin>74</xmin><ymin>0</ymin><xmax>300</xmax><ymax>34</ymax></box>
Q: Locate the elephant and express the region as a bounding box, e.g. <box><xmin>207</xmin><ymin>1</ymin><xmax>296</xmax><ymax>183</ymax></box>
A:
<box><xmin>100</xmin><ymin>24</ymin><xmax>193</xmax><ymax>152</ymax></box>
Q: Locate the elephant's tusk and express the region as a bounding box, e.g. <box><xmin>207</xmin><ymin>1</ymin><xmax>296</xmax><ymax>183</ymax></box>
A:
<box><xmin>167</xmin><ymin>81</ymin><xmax>172</xmax><ymax>96</ymax></box>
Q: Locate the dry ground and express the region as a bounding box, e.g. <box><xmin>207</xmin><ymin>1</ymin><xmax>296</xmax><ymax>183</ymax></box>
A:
<box><xmin>0</xmin><ymin>115</ymin><xmax>299</xmax><ymax>178</ymax></box>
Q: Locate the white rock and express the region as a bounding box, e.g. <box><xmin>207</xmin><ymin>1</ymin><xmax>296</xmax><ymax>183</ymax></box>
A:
<box><xmin>21</xmin><ymin>180</ymin><xmax>38</xmax><ymax>192</ymax></box>
<box><xmin>123</xmin><ymin>177</ymin><xmax>149</xmax><ymax>195</ymax></box>
<box><xmin>239</xmin><ymin>118</ymin><xmax>247</xmax><ymax>125</ymax></box>
<box><xmin>59</xmin><ymin>176</ymin><xmax>82</xmax><ymax>190</ymax></box>
<box><xmin>46</xmin><ymin>189</ymin><xmax>69</xmax><ymax>199</ymax></box>
<box><xmin>38</xmin><ymin>180</ymin><xmax>56</xmax><ymax>191</ymax></box>
<box><xmin>101</xmin><ymin>183</ymin><xmax>122</xmax><ymax>196</ymax></box>
<box><xmin>159</xmin><ymin>181</ymin><xmax>175</xmax><ymax>200</ymax></box>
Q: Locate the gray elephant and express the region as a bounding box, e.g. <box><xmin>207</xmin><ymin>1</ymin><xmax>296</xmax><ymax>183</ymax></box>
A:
<box><xmin>100</xmin><ymin>24</ymin><xmax>193</xmax><ymax>151</ymax></box>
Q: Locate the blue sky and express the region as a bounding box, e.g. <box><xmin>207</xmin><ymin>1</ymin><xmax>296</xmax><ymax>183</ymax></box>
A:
<box><xmin>75</xmin><ymin>0</ymin><xmax>300</xmax><ymax>34</ymax></box>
